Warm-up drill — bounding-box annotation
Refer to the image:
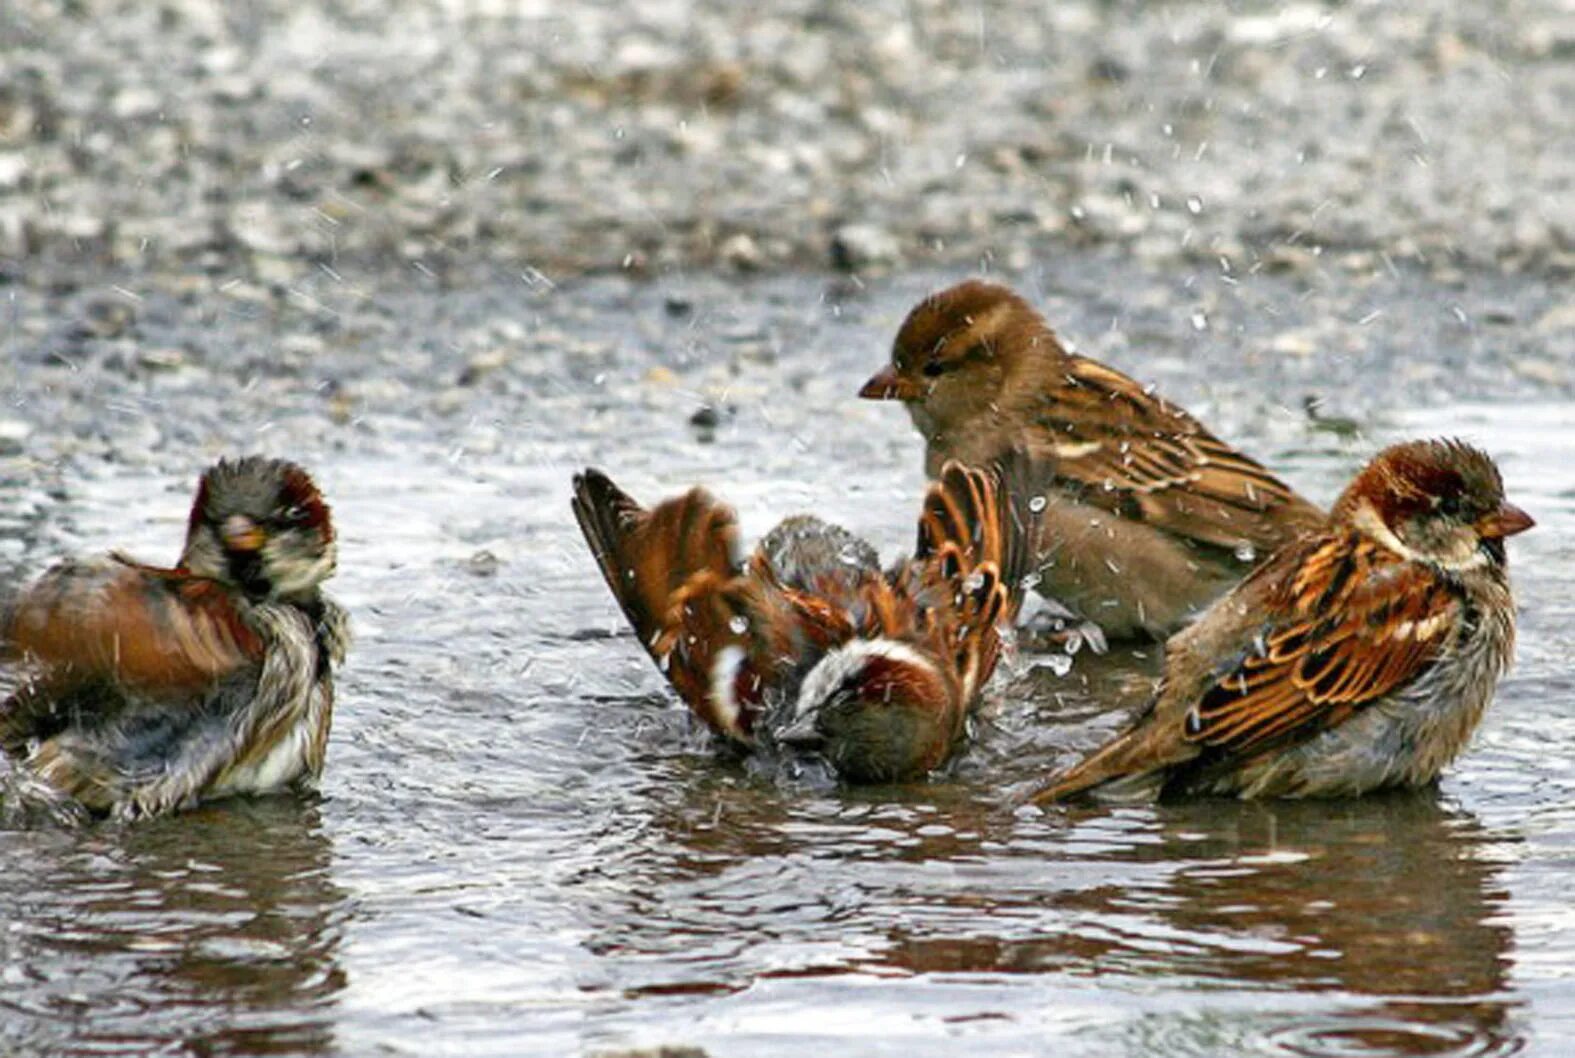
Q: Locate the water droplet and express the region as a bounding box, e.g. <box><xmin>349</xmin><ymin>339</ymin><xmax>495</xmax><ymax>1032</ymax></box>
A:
<box><xmin>1186</xmin><ymin>195</ymin><xmax>1204</xmax><ymax>214</ymax></box>
<box><xmin>1028</xmin><ymin>495</ymin><xmax>1047</xmax><ymax>513</ymax></box>
<box><xmin>728</xmin><ymin>616</ymin><xmax>749</xmax><ymax>634</ymax></box>
<box><xmin>1235</xmin><ymin>543</ymin><xmax>1257</xmax><ymax>563</ymax></box>
<box><xmin>1190</xmin><ymin>310</ymin><xmax>1208</xmax><ymax>331</ymax></box>
<box><xmin>1040</xmin><ymin>654</ymin><xmax>1074</xmax><ymax>678</ymax></box>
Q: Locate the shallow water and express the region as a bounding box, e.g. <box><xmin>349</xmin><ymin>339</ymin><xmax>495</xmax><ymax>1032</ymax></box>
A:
<box><xmin>0</xmin><ymin>265</ymin><xmax>1572</xmax><ymax>1056</ymax></box>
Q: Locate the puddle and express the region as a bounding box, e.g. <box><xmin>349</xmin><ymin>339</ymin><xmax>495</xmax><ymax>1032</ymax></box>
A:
<box><xmin>0</xmin><ymin>263</ymin><xmax>1571</xmax><ymax>1056</ymax></box>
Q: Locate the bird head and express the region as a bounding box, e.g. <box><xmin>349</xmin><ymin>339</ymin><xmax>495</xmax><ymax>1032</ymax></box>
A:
<box><xmin>180</xmin><ymin>456</ymin><xmax>338</xmax><ymax>602</ymax></box>
<box><xmin>1334</xmin><ymin>439</ymin><xmax>1533</xmax><ymax>572</ymax></box>
<box><xmin>777</xmin><ymin>639</ymin><xmax>955</xmax><ymax>783</ymax></box>
<box><xmin>858</xmin><ymin>280</ymin><xmax>1060</xmax><ymax>451</ymax></box>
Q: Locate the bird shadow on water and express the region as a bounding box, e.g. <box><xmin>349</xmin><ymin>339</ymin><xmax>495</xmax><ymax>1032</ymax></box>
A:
<box><xmin>0</xmin><ymin>795</ymin><xmax>350</xmax><ymax>1057</ymax></box>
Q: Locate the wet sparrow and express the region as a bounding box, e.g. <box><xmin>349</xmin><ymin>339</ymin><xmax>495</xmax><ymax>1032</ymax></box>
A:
<box><xmin>1029</xmin><ymin>439</ymin><xmax>1531</xmax><ymax>803</ymax></box>
<box><xmin>860</xmin><ymin>280</ymin><xmax>1325</xmax><ymax>641</ymax></box>
<box><xmin>1</xmin><ymin>457</ymin><xmax>349</xmax><ymax>820</ymax></box>
<box><xmin>571</xmin><ymin>452</ymin><xmax>1038</xmax><ymax>783</ymax></box>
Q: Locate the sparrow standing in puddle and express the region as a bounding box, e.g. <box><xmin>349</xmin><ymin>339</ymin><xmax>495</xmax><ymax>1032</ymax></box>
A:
<box><xmin>2</xmin><ymin>457</ymin><xmax>349</xmax><ymax>820</ymax></box>
<box><xmin>860</xmin><ymin>280</ymin><xmax>1325</xmax><ymax>641</ymax></box>
<box><xmin>1029</xmin><ymin>439</ymin><xmax>1531</xmax><ymax>803</ymax></box>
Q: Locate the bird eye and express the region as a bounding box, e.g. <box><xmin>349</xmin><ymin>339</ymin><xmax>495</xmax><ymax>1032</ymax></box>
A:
<box><xmin>283</xmin><ymin>504</ymin><xmax>310</xmax><ymax>524</ymax></box>
<box><xmin>1438</xmin><ymin>494</ymin><xmax>1463</xmax><ymax>518</ymax></box>
<box><xmin>921</xmin><ymin>359</ymin><xmax>946</xmax><ymax>377</ymax></box>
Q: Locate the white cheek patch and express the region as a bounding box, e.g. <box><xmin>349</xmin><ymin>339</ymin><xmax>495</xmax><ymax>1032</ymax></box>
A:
<box><xmin>789</xmin><ymin>639</ymin><xmax>938</xmax><ymax>726</ymax></box>
<box><xmin>1352</xmin><ymin>503</ymin><xmax>1419</xmax><ymax>561</ymax></box>
<box><xmin>1353</xmin><ymin>502</ymin><xmax>1488</xmax><ymax>572</ymax></box>
<box><xmin>266</xmin><ymin>539</ymin><xmax>338</xmax><ymax>598</ymax></box>
<box><xmin>709</xmin><ymin>645</ymin><xmax>747</xmax><ymax>737</ymax></box>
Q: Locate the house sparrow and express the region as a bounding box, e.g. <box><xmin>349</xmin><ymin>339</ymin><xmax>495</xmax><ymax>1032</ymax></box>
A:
<box><xmin>859</xmin><ymin>280</ymin><xmax>1325</xmax><ymax>640</ymax></box>
<box><xmin>571</xmin><ymin>451</ymin><xmax>1038</xmax><ymax>783</ymax></box>
<box><xmin>1029</xmin><ymin>439</ymin><xmax>1532</xmax><ymax>803</ymax></box>
<box><xmin>1</xmin><ymin>457</ymin><xmax>350</xmax><ymax>820</ymax></box>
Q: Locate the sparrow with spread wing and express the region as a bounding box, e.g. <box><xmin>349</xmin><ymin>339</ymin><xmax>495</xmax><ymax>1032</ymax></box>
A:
<box><xmin>571</xmin><ymin>451</ymin><xmax>1039</xmax><ymax>782</ymax></box>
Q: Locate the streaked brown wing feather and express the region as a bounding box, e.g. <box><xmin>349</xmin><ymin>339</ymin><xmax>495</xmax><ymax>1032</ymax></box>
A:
<box><xmin>1029</xmin><ymin>357</ymin><xmax>1319</xmax><ymax>550</ymax></box>
<box><xmin>571</xmin><ymin>469</ymin><xmax>740</xmax><ymax>643</ymax></box>
<box><xmin>912</xmin><ymin>450</ymin><xmax>1043</xmax><ymax>697</ymax></box>
<box><xmin>1183</xmin><ymin>536</ymin><xmax>1459</xmax><ymax>757</ymax></box>
<box><xmin>4</xmin><ymin>558</ymin><xmax>262</xmax><ymax>695</ymax></box>
<box><xmin>573</xmin><ymin>469</ymin><xmax>871</xmax><ymax>741</ymax></box>
<box><xmin>572</xmin><ymin>469</ymin><xmax>761</xmax><ymax>735</ymax></box>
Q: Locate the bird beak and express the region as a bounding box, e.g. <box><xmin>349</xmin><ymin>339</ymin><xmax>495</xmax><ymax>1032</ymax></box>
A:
<box><xmin>777</xmin><ymin>714</ymin><xmax>824</xmax><ymax>747</ymax></box>
<box><xmin>221</xmin><ymin>514</ymin><xmax>267</xmax><ymax>552</ymax></box>
<box><xmin>1477</xmin><ymin>503</ymin><xmax>1535</xmax><ymax>539</ymax></box>
<box><xmin>858</xmin><ymin>365</ymin><xmax>925</xmax><ymax>402</ymax></box>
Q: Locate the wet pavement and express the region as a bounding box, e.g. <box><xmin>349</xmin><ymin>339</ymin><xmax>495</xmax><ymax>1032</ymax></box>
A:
<box><xmin>0</xmin><ymin>259</ymin><xmax>1572</xmax><ymax>1056</ymax></box>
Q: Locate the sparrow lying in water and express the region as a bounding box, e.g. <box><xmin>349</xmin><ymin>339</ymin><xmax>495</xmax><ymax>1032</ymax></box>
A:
<box><xmin>1</xmin><ymin>457</ymin><xmax>349</xmax><ymax>820</ymax></box>
<box><xmin>571</xmin><ymin>451</ymin><xmax>1039</xmax><ymax>782</ymax></box>
<box><xmin>1029</xmin><ymin>439</ymin><xmax>1531</xmax><ymax>803</ymax></box>
<box><xmin>860</xmin><ymin>280</ymin><xmax>1325</xmax><ymax>641</ymax></box>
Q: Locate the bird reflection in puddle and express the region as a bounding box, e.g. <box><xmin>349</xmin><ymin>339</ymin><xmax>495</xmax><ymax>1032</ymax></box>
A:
<box><xmin>0</xmin><ymin>798</ymin><xmax>349</xmax><ymax>1056</ymax></box>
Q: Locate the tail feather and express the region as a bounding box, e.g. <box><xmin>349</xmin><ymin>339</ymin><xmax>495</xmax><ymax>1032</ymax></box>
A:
<box><xmin>571</xmin><ymin>469</ymin><xmax>750</xmax><ymax>734</ymax></box>
<box><xmin>1027</xmin><ymin>703</ymin><xmax>1191</xmax><ymax>804</ymax></box>
<box><xmin>1028</xmin><ymin>731</ymin><xmax>1155</xmax><ymax>804</ymax></box>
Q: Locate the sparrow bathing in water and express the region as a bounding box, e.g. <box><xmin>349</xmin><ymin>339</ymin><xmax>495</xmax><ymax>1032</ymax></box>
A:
<box><xmin>860</xmin><ymin>280</ymin><xmax>1325</xmax><ymax>641</ymax></box>
<box><xmin>571</xmin><ymin>452</ymin><xmax>1038</xmax><ymax>783</ymax></box>
<box><xmin>1</xmin><ymin>457</ymin><xmax>349</xmax><ymax>820</ymax></box>
<box><xmin>1029</xmin><ymin>439</ymin><xmax>1531</xmax><ymax>803</ymax></box>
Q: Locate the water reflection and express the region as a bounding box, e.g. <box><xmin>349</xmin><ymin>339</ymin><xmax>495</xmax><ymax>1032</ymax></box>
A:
<box><xmin>1116</xmin><ymin>797</ymin><xmax>1520</xmax><ymax>1057</ymax></box>
<box><xmin>566</xmin><ymin>718</ymin><xmax>1522</xmax><ymax>1056</ymax></box>
<box><xmin>0</xmin><ymin>798</ymin><xmax>348</xmax><ymax>1057</ymax></box>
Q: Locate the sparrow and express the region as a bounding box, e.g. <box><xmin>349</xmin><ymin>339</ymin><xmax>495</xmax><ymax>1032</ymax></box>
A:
<box><xmin>1029</xmin><ymin>438</ymin><xmax>1532</xmax><ymax>803</ymax></box>
<box><xmin>571</xmin><ymin>451</ymin><xmax>1038</xmax><ymax>783</ymax></box>
<box><xmin>0</xmin><ymin>457</ymin><xmax>350</xmax><ymax>820</ymax></box>
<box><xmin>859</xmin><ymin>280</ymin><xmax>1326</xmax><ymax>641</ymax></box>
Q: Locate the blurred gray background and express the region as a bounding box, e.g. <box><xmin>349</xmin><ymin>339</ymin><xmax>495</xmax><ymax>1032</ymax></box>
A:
<box><xmin>2</xmin><ymin>0</ymin><xmax>1569</xmax><ymax>284</ymax></box>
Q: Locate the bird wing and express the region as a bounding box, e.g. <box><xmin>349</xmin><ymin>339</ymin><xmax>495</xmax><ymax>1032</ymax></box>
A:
<box><xmin>1029</xmin><ymin>532</ymin><xmax>1458</xmax><ymax>804</ymax></box>
<box><xmin>0</xmin><ymin>558</ymin><xmax>318</xmax><ymax>816</ymax></box>
<box><xmin>1026</xmin><ymin>356</ymin><xmax>1321</xmax><ymax>551</ymax></box>
<box><xmin>911</xmin><ymin>450</ymin><xmax>1039</xmax><ymax>699</ymax></box>
<box><xmin>1178</xmin><ymin>535</ymin><xmax>1461</xmax><ymax>757</ymax></box>
<box><xmin>573</xmin><ymin>468</ymin><xmax>854</xmax><ymax>741</ymax></box>
<box><xmin>2</xmin><ymin>557</ymin><xmax>264</xmax><ymax>734</ymax></box>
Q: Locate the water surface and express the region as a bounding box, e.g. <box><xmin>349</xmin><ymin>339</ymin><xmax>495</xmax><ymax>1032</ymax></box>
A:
<box><xmin>0</xmin><ymin>265</ymin><xmax>1571</xmax><ymax>1056</ymax></box>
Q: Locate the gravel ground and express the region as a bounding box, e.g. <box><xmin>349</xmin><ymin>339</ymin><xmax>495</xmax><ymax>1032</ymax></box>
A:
<box><xmin>0</xmin><ymin>0</ymin><xmax>1570</xmax><ymax>286</ymax></box>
